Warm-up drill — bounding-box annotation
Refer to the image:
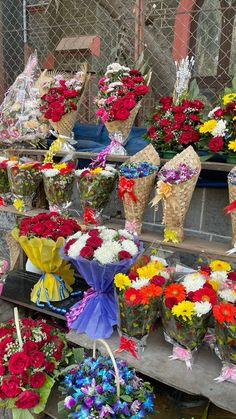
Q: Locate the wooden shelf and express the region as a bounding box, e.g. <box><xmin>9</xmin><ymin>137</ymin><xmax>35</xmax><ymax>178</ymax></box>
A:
<box><xmin>67</xmin><ymin>327</ymin><xmax>236</xmax><ymax>415</ymax></box>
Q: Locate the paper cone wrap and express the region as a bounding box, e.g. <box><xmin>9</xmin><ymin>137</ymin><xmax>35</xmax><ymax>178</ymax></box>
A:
<box><xmin>105</xmin><ymin>102</ymin><xmax>141</xmax><ymax>140</ymax></box>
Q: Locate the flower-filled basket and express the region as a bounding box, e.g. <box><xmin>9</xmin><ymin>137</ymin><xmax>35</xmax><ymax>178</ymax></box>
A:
<box><xmin>11</xmin><ymin>212</ymin><xmax>82</xmax><ymax>312</ymax></box>
<box><xmin>152</xmin><ymin>146</ymin><xmax>201</xmax><ymax>243</ymax></box>
<box><xmin>162</xmin><ymin>271</ymin><xmax>217</xmax><ymax>368</ymax></box>
<box><xmin>58</xmin><ymin>338</ymin><xmax>155</xmax><ymax>418</ymax></box>
<box><xmin>118</xmin><ymin>144</ymin><xmax>160</xmax><ymax>235</ymax></box>
<box><xmin>0</xmin><ymin>308</ymin><xmax>69</xmax><ymax>419</ymax></box>
<box><xmin>76</xmin><ymin>164</ymin><xmax>118</xmax><ymax>224</ymax></box>
<box><xmin>63</xmin><ymin>227</ymin><xmax>143</xmax><ymax>339</ymax></box>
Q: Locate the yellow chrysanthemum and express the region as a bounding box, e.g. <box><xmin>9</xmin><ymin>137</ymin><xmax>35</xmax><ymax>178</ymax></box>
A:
<box><xmin>210</xmin><ymin>259</ymin><xmax>231</xmax><ymax>272</ymax></box>
<box><xmin>171</xmin><ymin>300</ymin><xmax>195</xmax><ymax>321</ymax></box>
<box><xmin>90</xmin><ymin>167</ymin><xmax>103</xmax><ymax>174</ymax></box>
<box><xmin>208</xmin><ymin>279</ymin><xmax>219</xmax><ymax>291</ymax></box>
<box><xmin>228</xmin><ymin>140</ymin><xmax>236</xmax><ymax>152</ymax></box>
<box><xmin>163</xmin><ymin>228</ymin><xmax>179</xmax><ymax>244</ymax></box>
<box><xmin>44</xmin><ymin>137</ymin><xmax>63</xmax><ymax>163</ymax></box>
<box><xmin>137</xmin><ymin>262</ymin><xmax>158</xmax><ymax>279</ymax></box>
<box><xmin>154</xmin><ymin>260</ymin><xmax>165</xmax><ymax>271</ymax></box>
<box><xmin>54</xmin><ymin>162</ymin><xmax>67</xmax><ymax>170</ymax></box>
<box><xmin>114</xmin><ymin>273</ymin><xmax>131</xmax><ymax>290</ymax></box>
<box><xmin>199</xmin><ymin>119</ymin><xmax>217</xmax><ymax>133</ymax></box>
<box><xmin>13</xmin><ymin>199</ymin><xmax>24</xmax><ymax>212</ymax></box>
<box><xmin>223</xmin><ymin>93</ymin><xmax>236</xmax><ymax>105</ymax></box>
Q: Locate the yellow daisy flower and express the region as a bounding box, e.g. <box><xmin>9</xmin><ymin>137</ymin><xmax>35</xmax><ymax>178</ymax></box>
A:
<box><xmin>13</xmin><ymin>199</ymin><xmax>24</xmax><ymax>212</ymax></box>
<box><xmin>114</xmin><ymin>273</ymin><xmax>131</xmax><ymax>290</ymax></box>
<box><xmin>228</xmin><ymin>140</ymin><xmax>236</xmax><ymax>152</ymax></box>
<box><xmin>171</xmin><ymin>300</ymin><xmax>195</xmax><ymax>321</ymax></box>
<box><xmin>90</xmin><ymin>167</ymin><xmax>103</xmax><ymax>174</ymax></box>
<box><xmin>210</xmin><ymin>259</ymin><xmax>231</xmax><ymax>272</ymax></box>
<box><xmin>199</xmin><ymin>119</ymin><xmax>217</xmax><ymax>133</ymax></box>
<box><xmin>54</xmin><ymin>162</ymin><xmax>67</xmax><ymax>170</ymax></box>
<box><xmin>222</xmin><ymin>93</ymin><xmax>236</xmax><ymax>105</ymax></box>
<box><xmin>137</xmin><ymin>262</ymin><xmax>158</xmax><ymax>279</ymax></box>
<box><xmin>164</xmin><ymin>228</ymin><xmax>179</xmax><ymax>244</ymax></box>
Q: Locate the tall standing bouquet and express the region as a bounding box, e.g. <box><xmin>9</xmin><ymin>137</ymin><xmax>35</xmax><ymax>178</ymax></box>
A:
<box><xmin>0</xmin><ymin>157</ymin><xmax>16</xmax><ymax>203</ymax></box>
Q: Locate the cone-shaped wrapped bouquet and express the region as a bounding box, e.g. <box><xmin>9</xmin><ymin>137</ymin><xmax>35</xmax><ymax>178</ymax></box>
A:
<box><xmin>105</xmin><ymin>102</ymin><xmax>141</xmax><ymax>143</ymax></box>
<box><xmin>226</xmin><ymin>167</ymin><xmax>236</xmax><ymax>245</ymax></box>
<box><xmin>118</xmin><ymin>144</ymin><xmax>160</xmax><ymax>235</ymax></box>
<box><xmin>152</xmin><ymin>146</ymin><xmax>201</xmax><ymax>243</ymax></box>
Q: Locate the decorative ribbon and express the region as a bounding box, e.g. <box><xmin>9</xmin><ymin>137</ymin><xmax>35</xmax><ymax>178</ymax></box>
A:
<box><xmin>90</xmin><ymin>136</ymin><xmax>123</xmax><ymax>169</ymax></box>
<box><xmin>66</xmin><ymin>288</ymin><xmax>96</xmax><ymax>327</ymax></box>
<box><xmin>214</xmin><ymin>364</ymin><xmax>236</xmax><ymax>383</ymax></box>
<box><xmin>83</xmin><ymin>207</ymin><xmax>97</xmax><ymax>225</ymax></box>
<box><xmin>163</xmin><ymin>228</ymin><xmax>179</xmax><ymax>244</ymax></box>
<box><xmin>115</xmin><ymin>336</ymin><xmax>138</xmax><ymax>359</ymax></box>
<box><xmin>151</xmin><ymin>180</ymin><xmax>172</xmax><ymax>207</ymax></box>
<box><xmin>169</xmin><ymin>346</ymin><xmax>192</xmax><ymax>370</ymax></box>
<box><xmin>118</xmin><ymin>177</ymin><xmax>138</xmax><ymax>202</ymax></box>
<box><xmin>224</xmin><ymin>200</ymin><xmax>236</xmax><ymax>214</ymax></box>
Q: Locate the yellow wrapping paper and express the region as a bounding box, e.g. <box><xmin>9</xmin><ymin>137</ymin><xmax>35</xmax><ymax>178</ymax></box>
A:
<box><xmin>12</xmin><ymin>228</ymin><xmax>74</xmax><ymax>303</ymax></box>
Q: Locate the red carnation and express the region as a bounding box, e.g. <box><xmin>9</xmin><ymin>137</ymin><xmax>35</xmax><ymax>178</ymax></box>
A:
<box><xmin>159</xmin><ymin>118</ymin><xmax>172</xmax><ymax>127</ymax></box>
<box><xmin>129</xmin><ymin>69</ymin><xmax>141</xmax><ymax>76</ymax></box>
<box><xmin>123</xmin><ymin>99</ymin><xmax>137</xmax><ymax>109</ymax></box>
<box><xmin>23</xmin><ymin>340</ymin><xmax>38</xmax><ymax>355</ymax></box>
<box><xmin>165</xmin><ymin>297</ymin><xmax>178</xmax><ymax>309</ymax></box>
<box><xmin>191</xmin><ymin>99</ymin><xmax>204</xmax><ymax>110</ymax></box>
<box><xmin>0</xmin><ymin>336</ymin><xmax>14</xmax><ymax>355</ymax></box>
<box><xmin>88</xmin><ymin>229</ymin><xmax>100</xmax><ymax>237</ymax></box>
<box><xmin>132</xmin><ymin>76</ymin><xmax>144</xmax><ymax>83</ymax></box>
<box><xmin>8</xmin><ymin>352</ymin><xmax>30</xmax><ymax>374</ymax></box>
<box><xmin>118</xmin><ymin>250</ymin><xmax>131</xmax><ymax>260</ymax></box>
<box><xmin>159</xmin><ymin>96</ymin><xmax>172</xmax><ymax>106</ymax></box>
<box><xmin>44</xmin><ymin>360</ymin><xmax>55</xmax><ymax>373</ymax></box>
<box><xmin>86</xmin><ymin>236</ymin><xmax>103</xmax><ymax>248</ymax></box>
<box><xmin>30</xmin><ymin>350</ymin><xmax>45</xmax><ymax>368</ymax></box>
<box><xmin>147</xmin><ymin>125</ymin><xmax>157</xmax><ymax>139</ymax></box>
<box><xmin>208</xmin><ymin>136</ymin><xmax>223</xmax><ymax>152</ymax></box>
<box><xmin>178</xmin><ymin>130</ymin><xmax>199</xmax><ymax>144</ymax></box>
<box><xmin>15</xmin><ymin>390</ymin><xmax>40</xmax><ymax>409</ymax></box>
<box><xmin>80</xmin><ymin>246</ymin><xmax>94</xmax><ymax>259</ymax></box>
<box><xmin>189</xmin><ymin>113</ymin><xmax>200</xmax><ymax>122</ymax></box>
<box><xmin>228</xmin><ymin>271</ymin><xmax>236</xmax><ymax>282</ymax></box>
<box><xmin>1</xmin><ymin>375</ymin><xmax>22</xmax><ymax>398</ymax></box>
<box><xmin>30</xmin><ymin>371</ymin><xmax>46</xmax><ymax>389</ymax></box>
<box><xmin>134</xmin><ymin>85</ymin><xmax>149</xmax><ymax>96</ymax></box>
<box><xmin>174</xmin><ymin>113</ymin><xmax>186</xmax><ymax>124</ymax></box>
<box><xmin>115</xmin><ymin>108</ymin><xmax>130</xmax><ymax>120</ymax></box>
<box><xmin>150</xmin><ymin>275</ymin><xmax>166</xmax><ymax>286</ymax></box>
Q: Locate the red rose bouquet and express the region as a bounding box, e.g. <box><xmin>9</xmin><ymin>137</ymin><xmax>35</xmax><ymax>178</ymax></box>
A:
<box><xmin>0</xmin><ymin>312</ymin><xmax>69</xmax><ymax>419</ymax></box>
<box><xmin>41</xmin><ymin>161</ymin><xmax>75</xmax><ymax>212</ymax></box>
<box><xmin>11</xmin><ymin>212</ymin><xmax>82</xmax><ymax>310</ymax></box>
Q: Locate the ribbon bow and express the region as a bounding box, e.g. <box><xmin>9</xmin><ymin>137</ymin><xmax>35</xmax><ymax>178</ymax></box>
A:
<box><xmin>151</xmin><ymin>180</ymin><xmax>172</xmax><ymax>207</ymax></box>
<box><xmin>214</xmin><ymin>364</ymin><xmax>236</xmax><ymax>383</ymax></box>
<box><xmin>118</xmin><ymin>177</ymin><xmax>137</xmax><ymax>202</ymax></box>
<box><xmin>224</xmin><ymin>200</ymin><xmax>236</xmax><ymax>214</ymax></box>
<box><xmin>115</xmin><ymin>336</ymin><xmax>138</xmax><ymax>359</ymax></box>
<box><xmin>66</xmin><ymin>288</ymin><xmax>95</xmax><ymax>327</ymax></box>
<box><xmin>83</xmin><ymin>207</ymin><xmax>97</xmax><ymax>225</ymax></box>
<box><xmin>169</xmin><ymin>346</ymin><xmax>192</xmax><ymax>370</ymax></box>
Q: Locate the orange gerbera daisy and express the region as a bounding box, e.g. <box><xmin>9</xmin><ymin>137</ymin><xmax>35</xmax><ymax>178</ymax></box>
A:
<box><xmin>213</xmin><ymin>301</ymin><xmax>236</xmax><ymax>324</ymax></box>
<box><xmin>140</xmin><ymin>284</ymin><xmax>162</xmax><ymax>305</ymax></box>
<box><xmin>164</xmin><ymin>283</ymin><xmax>186</xmax><ymax>303</ymax></box>
<box><xmin>124</xmin><ymin>288</ymin><xmax>142</xmax><ymax>306</ymax></box>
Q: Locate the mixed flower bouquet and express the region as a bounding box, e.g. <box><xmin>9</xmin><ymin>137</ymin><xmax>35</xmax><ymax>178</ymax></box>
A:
<box><xmin>152</xmin><ymin>146</ymin><xmax>201</xmax><ymax>243</ymax></box>
<box><xmin>226</xmin><ymin>166</ymin><xmax>236</xmax><ymax>246</ymax></box>
<box><xmin>0</xmin><ymin>53</ymin><xmax>49</xmax><ymax>146</ymax></box>
<box><xmin>41</xmin><ymin>161</ymin><xmax>75</xmax><ymax>212</ymax></box>
<box><xmin>199</xmin><ymin>92</ymin><xmax>236</xmax><ymax>157</ymax></box>
<box><xmin>162</xmin><ymin>271</ymin><xmax>217</xmax><ymax>368</ymax></box>
<box><xmin>0</xmin><ymin>157</ymin><xmax>16</xmax><ymax>203</ymax></box>
<box><xmin>59</xmin><ymin>342</ymin><xmax>154</xmax><ymax>419</ymax></box>
<box><xmin>8</xmin><ymin>161</ymin><xmax>42</xmax><ymax>212</ymax></box>
<box><xmin>63</xmin><ymin>226</ymin><xmax>143</xmax><ymax>338</ymax></box>
<box><xmin>11</xmin><ymin>212</ymin><xmax>81</xmax><ymax>310</ymax></box>
<box><xmin>76</xmin><ymin>164</ymin><xmax>117</xmax><ymax>224</ymax></box>
<box><xmin>114</xmin><ymin>257</ymin><xmax>168</xmax><ymax>358</ymax></box>
<box><xmin>0</xmin><ymin>315</ymin><xmax>69</xmax><ymax>419</ymax></box>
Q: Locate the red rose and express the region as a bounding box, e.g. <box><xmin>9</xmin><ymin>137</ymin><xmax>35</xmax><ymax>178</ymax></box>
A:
<box><xmin>86</xmin><ymin>236</ymin><xmax>103</xmax><ymax>249</ymax></box>
<box><xmin>15</xmin><ymin>390</ymin><xmax>40</xmax><ymax>409</ymax></box>
<box><xmin>111</xmin><ymin>98</ymin><xmax>125</xmax><ymax>111</ymax></box>
<box><xmin>147</xmin><ymin>125</ymin><xmax>157</xmax><ymax>139</ymax></box>
<box><xmin>118</xmin><ymin>250</ymin><xmax>131</xmax><ymax>260</ymax></box>
<box><xmin>132</xmin><ymin>76</ymin><xmax>144</xmax><ymax>83</ymax></box>
<box><xmin>21</xmin><ymin>371</ymin><xmax>29</xmax><ymax>386</ymax></box>
<box><xmin>134</xmin><ymin>85</ymin><xmax>149</xmax><ymax>96</ymax></box>
<box><xmin>64</xmin><ymin>238</ymin><xmax>77</xmax><ymax>254</ymax></box>
<box><xmin>165</xmin><ymin>297</ymin><xmax>178</xmax><ymax>309</ymax></box>
<box><xmin>30</xmin><ymin>351</ymin><xmax>45</xmax><ymax>368</ymax></box>
<box><xmin>44</xmin><ymin>360</ymin><xmax>55</xmax><ymax>373</ymax></box>
<box><xmin>150</xmin><ymin>275</ymin><xmax>166</xmax><ymax>286</ymax></box>
<box><xmin>163</xmin><ymin>133</ymin><xmax>174</xmax><ymax>142</ymax></box>
<box><xmin>178</xmin><ymin>130</ymin><xmax>199</xmax><ymax>144</ymax></box>
<box><xmin>0</xmin><ymin>326</ymin><xmax>11</xmax><ymax>338</ymax></box>
<box><xmin>123</xmin><ymin>99</ymin><xmax>137</xmax><ymax>110</ymax></box>
<box><xmin>192</xmin><ymin>99</ymin><xmax>204</xmax><ymax>110</ymax></box>
<box><xmin>88</xmin><ymin>229</ymin><xmax>100</xmax><ymax>237</ymax></box>
<box><xmin>22</xmin><ymin>340</ymin><xmax>39</xmax><ymax>355</ymax></box>
<box><xmin>152</xmin><ymin>112</ymin><xmax>160</xmax><ymax>121</ymax></box>
<box><xmin>115</xmin><ymin>108</ymin><xmax>130</xmax><ymax>120</ymax></box>
<box><xmin>208</xmin><ymin>136</ymin><xmax>223</xmax><ymax>152</ymax></box>
<box><xmin>159</xmin><ymin>96</ymin><xmax>172</xmax><ymax>106</ymax></box>
<box><xmin>1</xmin><ymin>375</ymin><xmax>21</xmax><ymax>398</ymax></box>
<box><xmin>80</xmin><ymin>246</ymin><xmax>94</xmax><ymax>259</ymax></box>
<box><xmin>172</xmin><ymin>105</ymin><xmax>185</xmax><ymax>113</ymax></box>
<box><xmin>159</xmin><ymin>118</ymin><xmax>172</xmax><ymax>127</ymax></box>
<box><xmin>189</xmin><ymin>113</ymin><xmax>200</xmax><ymax>122</ymax></box>
<box><xmin>228</xmin><ymin>271</ymin><xmax>236</xmax><ymax>281</ymax></box>
<box><xmin>0</xmin><ymin>336</ymin><xmax>13</xmax><ymax>355</ymax></box>
<box><xmin>44</xmin><ymin>109</ymin><xmax>52</xmax><ymax>119</ymax></box>
<box><xmin>51</xmin><ymin>112</ymin><xmax>63</xmax><ymax>122</ymax></box>
<box><xmin>8</xmin><ymin>352</ymin><xmax>30</xmax><ymax>374</ymax></box>
<box><xmin>30</xmin><ymin>371</ymin><xmax>46</xmax><ymax>389</ymax></box>
<box><xmin>174</xmin><ymin>113</ymin><xmax>186</xmax><ymax>123</ymax></box>
<box><xmin>31</xmin><ymin>222</ymin><xmax>45</xmax><ymax>236</ymax></box>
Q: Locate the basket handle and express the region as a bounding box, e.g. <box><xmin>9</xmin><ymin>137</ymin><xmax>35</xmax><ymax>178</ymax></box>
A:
<box><xmin>93</xmin><ymin>338</ymin><xmax>120</xmax><ymax>398</ymax></box>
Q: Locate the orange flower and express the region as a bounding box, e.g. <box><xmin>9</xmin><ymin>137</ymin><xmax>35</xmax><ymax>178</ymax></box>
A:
<box><xmin>140</xmin><ymin>284</ymin><xmax>162</xmax><ymax>305</ymax></box>
<box><xmin>124</xmin><ymin>288</ymin><xmax>142</xmax><ymax>306</ymax></box>
<box><xmin>213</xmin><ymin>301</ymin><xmax>236</xmax><ymax>324</ymax></box>
<box><xmin>164</xmin><ymin>283</ymin><xmax>186</xmax><ymax>303</ymax></box>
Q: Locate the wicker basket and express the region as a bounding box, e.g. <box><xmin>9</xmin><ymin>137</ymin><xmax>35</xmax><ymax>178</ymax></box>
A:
<box><xmin>105</xmin><ymin>102</ymin><xmax>141</xmax><ymax>141</ymax></box>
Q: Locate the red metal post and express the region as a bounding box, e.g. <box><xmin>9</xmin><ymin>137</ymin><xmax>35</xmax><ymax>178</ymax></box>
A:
<box><xmin>134</xmin><ymin>0</ymin><xmax>145</xmax><ymax>61</ymax></box>
<box><xmin>172</xmin><ymin>0</ymin><xmax>196</xmax><ymax>61</ymax></box>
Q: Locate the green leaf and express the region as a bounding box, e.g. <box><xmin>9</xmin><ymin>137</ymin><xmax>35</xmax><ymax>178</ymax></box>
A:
<box><xmin>188</xmin><ymin>79</ymin><xmax>200</xmax><ymax>99</ymax></box>
<box><xmin>72</xmin><ymin>347</ymin><xmax>84</xmax><ymax>364</ymax></box>
<box><xmin>32</xmin><ymin>374</ymin><xmax>55</xmax><ymax>414</ymax></box>
<box><xmin>120</xmin><ymin>395</ymin><xmax>132</xmax><ymax>402</ymax></box>
<box><xmin>200</xmin><ymin>154</ymin><xmax>212</xmax><ymax>161</ymax></box>
<box><xmin>135</xmin><ymin>52</ymin><xmax>144</xmax><ymax>70</ymax></box>
<box><xmin>12</xmin><ymin>408</ymin><xmax>35</xmax><ymax>419</ymax></box>
<box><xmin>231</xmin><ymin>73</ymin><xmax>236</xmax><ymax>91</ymax></box>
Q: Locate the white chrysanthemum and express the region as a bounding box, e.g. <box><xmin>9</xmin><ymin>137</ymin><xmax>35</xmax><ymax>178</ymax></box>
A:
<box><xmin>182</xmin><ymin>273</ymin><xmax>205</xmax><ymax>293</ymax></box>
<box><xmin>121</xmin><ymin>239</ymin><xmax>138</xmax><ymax>256</ymax></box>
<box><xmin>131</xmin><ymin>278</ymin><xmax>150</xmax><ymax>289</ymax></box>
<box><xmin>100</xmin><ymin>228</ymin><xmax>117</xmax><ymax>241</ymax></box>
<box><xmin>94</xmin><ymin>242</ymin><xmax>119</xmax><ymax>264</ymax></box>
<box><xmin>67</xmin><ymin>233</ymin><xmax>89</xmax><ymax>258</ymax></box>
<box><xmin>105</xmin><ymin>63</ymin><xmax>130</xmax><ymax>75</ymax></box>
<box><xmin>68</xmin><ymin>231</ymin><xmax>83</xmax><ymax>240</ymax></box>
<box><xmin>210</xmin><ymin>270</ymin><xmax>228</xmax><ymax>285</ymax></box>
<box><xmin>212</xmin><ymin>119</ymin><xmax>227</xmax><ymax>137</ymax></box>
<box><xmin>208</xmin><ymin>106</ymin><xmax>221</xmax><ymax>118</ymax></box>
<box><xmin>105</xmin><ymin>164</ymin><xmax>117</xmax><ymax>174</ymax></box>
<box><xmin>151</xmin><ymin>256</ymin><xmax>168</xmax><ymax>266</ymax></box>
<box><xmin>43</xmin><ymin>168</ymin><xmax>60</xmax><ymax>177</ymax></box>
<box><xmin>218</xmin><ymin>289</ymin><xmax>236</xmax><ymax>303</ymax></box>
<box><xmin>118</xmin><ymin>229</ymin><xmax>133</xmax><ymax>240</ymax></box>
<box><xmin>194</xmin><ymin>301</ymin><xmax>212</xmax><ymax>317</ymax></box>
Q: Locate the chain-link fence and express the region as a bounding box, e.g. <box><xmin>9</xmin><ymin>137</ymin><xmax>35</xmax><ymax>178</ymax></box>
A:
<box><xmin>0</xmin><ymin>0</ymin><xmax>236</xmax><ymax>123</ymax></box>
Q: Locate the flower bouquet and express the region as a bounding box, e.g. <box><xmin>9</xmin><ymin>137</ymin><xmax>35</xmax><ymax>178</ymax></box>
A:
<box><xmin>0</xmin><ymin>310</ymin><xmax>69</xmax><ymax>419</ymax></box>
<box><xmin>41</xmin><ymin>161</ymin><xmax>75</xmax><ymax>212</ymax></box>
<box><xmin>95</xmin><ymin>62</ymin><xmax>151</xmax><ymax>154</ymax></box>
<box><xmin>114</xmin><ymin>259</ymin><xmax>165</xmax><ymax>358</ymax></box>
<box><xmin>118</xmin><ymin>144</ymin><xmax>160</xmax><ymax>235</ymax></box>
<box><xmin>225</xmin><ymin>167</ymin><xmax>236</xmax><ymax>246</ymax></box>
<box><xmin>58</xmin><ymin>338</ymin><xmax>154</xmax><ymax>418</ymax></box>
<box><xmin>0</xmin><ymin>53</ymin><xmax>49</xmax><ymax>147</ymax></box>
<box><xmin>162</xmin><ymin>272</ymin><xmax>217</xmax><ymax>368</ymax></box>
<box><xmin>11</xmin><ymin>212</ymin><xmax>81</xmax><ymax>311</ymax></box>
<box><xmin>63</xmin><ymin>227</ymin><xmax>143</xmax><ymax>338</ymax></box>
<box><xmin>0</xmin><ymin>157</ymin><xmax>17</xmax><ymax>204</ymax></box>
<box><xmin>152</xmin><ymin>146</ymin><xmax>201</xmax><ymax>243</ymax></box>
<box><xmin>76</xmin><ymin>164</ymin><xmax>117</xmax><ymax>224</ymax></box>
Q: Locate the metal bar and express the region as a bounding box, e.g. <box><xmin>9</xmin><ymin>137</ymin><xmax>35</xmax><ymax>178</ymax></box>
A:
<box><xmin>134</xmin><ymin>0</ymin><xmax>144</xmax><ymax>61</ymax></box>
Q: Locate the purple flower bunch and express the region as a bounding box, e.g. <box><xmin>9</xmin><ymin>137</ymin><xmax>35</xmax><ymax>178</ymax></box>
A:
<box><xmin>60</xmin><ymin>355</ymin><xmax>154</xmax><ymax>418</ymax></box>
<box><xmin>158</xmin><ymin>163</ymin><xmax>198</xmax><ymax>184</ymax></box>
